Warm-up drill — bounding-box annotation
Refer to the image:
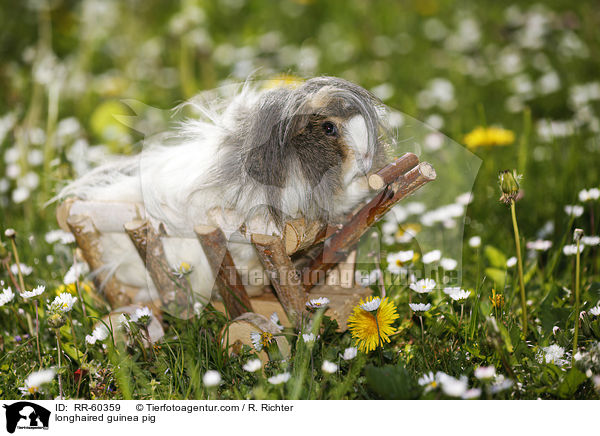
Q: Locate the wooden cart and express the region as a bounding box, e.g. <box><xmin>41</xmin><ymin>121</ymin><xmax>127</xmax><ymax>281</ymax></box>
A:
<box><xmin>57</xmin><ymin>153</ymin><xmax>435</xmax><ymax>348</ymax></box>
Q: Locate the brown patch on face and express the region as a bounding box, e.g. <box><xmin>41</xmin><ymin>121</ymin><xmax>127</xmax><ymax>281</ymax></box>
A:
<box><xmin>289</xmin><ymin>114</ymin><xmax>349</xmax><ymax>192</ymax></box>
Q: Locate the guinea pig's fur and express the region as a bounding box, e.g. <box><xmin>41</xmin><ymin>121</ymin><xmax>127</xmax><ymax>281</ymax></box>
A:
<box><xmin>59</xmin><ymin>76</ymin><xmax>389</xmax><ymax>307</ymax></box>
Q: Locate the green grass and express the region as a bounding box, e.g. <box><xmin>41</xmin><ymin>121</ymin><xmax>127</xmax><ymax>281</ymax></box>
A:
<box><xmin>1</xmin><ymin>0</ymin><xmax>600</xmax><ymax>399</ymax></box>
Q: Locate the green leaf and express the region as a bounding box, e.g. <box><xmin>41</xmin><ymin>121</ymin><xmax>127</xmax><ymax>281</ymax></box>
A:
<box><xmin>60</xmin><ymin>341</ymin><xmax>81</xmax><ymax>364</ymax></box>
<box><xmin>485</xmin><ymin>267</ymin><xmax>506</xmax><ymax>289</ymax></box>
<box><xmin>538</xmin><ymin>286</ymin><xmax>570</xmax><ymax>333</ymax></box>
<box><xmin>484</xmin><ymin>245</ymin><xmax>507</xmax><ymax>269</ymax></box>
<box><xmin>365</xmin><ymin>364</ymin><xmax>420</xmax><ymax>399</ymax></box>
<box><xmin>497</xmin><ymin>323</ymin><xmax>514</xmax><ymax>353</ymax></box>
<box><xmin>557</xmin><ymin>368</ymin><xmax>586</xmax><ymax>399</ymax></box>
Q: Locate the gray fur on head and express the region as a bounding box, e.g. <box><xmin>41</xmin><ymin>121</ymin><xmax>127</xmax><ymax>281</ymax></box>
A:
<box><xmin>210</xmin><ymin>76</ymin><xmax>388</xmax><ymax>227</ymax></box>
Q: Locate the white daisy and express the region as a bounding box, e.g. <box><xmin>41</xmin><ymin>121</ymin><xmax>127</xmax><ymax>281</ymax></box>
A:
<box><xmin>250</xmin><ymin>332</ymin><xmax>263</xmax><ymax>351</ymax></box>
<box><xmin>526</xmin><ymin>239</ymin><xmax>552</xmax><ymax>251</ymax></box>
<box><xmin>270</xmin><ymin>312</ymin><xmax>284</xmax><ymax>332</ymax></box>
<box><xmin>117</xmin><ymin>314</ymin><xmax>130</xmax><ymax>331</ymax></box>
<box><xmin>0</xmin><ymin>287</ymin><xmax>15</xmax><ymax>306</ymax></box>
<box><xmin>302</xmin><ymin>333</ymin><xmax>315</xmax><ymax>343</ymax></box>
<box><xmin>462</xmin><ymin>388</ymin><xmax>482</xmax><ymax>399</ymax></box>
<box><xmin>582</xmin><ymin>236</ymin><xmax>600</xmax><ymax>246</ymax></box>
<box><xmin>490</xmin><ymin>375</ymin><xmax>514</xmax><ymax>394</ymax></box>
<box><xmin>44</xmin><ymin>229</ymin><xmax>75</xmax><ymax>245</ymax></box>
<box><xmin>20</xmin><ymin>285</ymin><xmax>45</xmax><ymax>299</ymax></box>
<box><xmin>418</xmin><ymin>371</ymin><xmax>436</xmax><ymax>387</ymax></box>
<box><xmin>440</xmin><ymin>258</ymin><xmax>457</xmax><ymax>270</ymax></box>
<box><xmin>131</xmin><ymin>306</ymin><xmax>153</xmax><ymax>326</ymax></box>
<box><xmin>578</xmin><ymin>188</ymin><xmax>600</xmax><ymax>202</ymax></box>
<box><xmin>541</xmin><ymin>344</ymin><xmax>566</xmax><ymax>365</ymax></box>
<box><xmin>86</xmin><ymin>324</ymin><xmax>109</xmax><ymax>345</ymax></box>
<box><xmin>449</xmin><ymin>289</ymin><xmax>471</xmax><ymax>302</ymax></box>
<box><xmin>506</xmin><ymin>256</ymin><xmax>517</xmax><ymax>267</ymax></box>
<box><xmin>19</xmin><ymin>368</ymin><xmax>56</xmax><ymax>396</ymax></box>
<box><xmin>305</xmin><ymin>297</ymin><xmax>330</xmax><ymax>310</ymax></box>
<box><xmin>409</xmin><ymin>303</ymin><xmax>431</xmax><ymax>313</ymax></box>
<box><xmin>563</xmin><ymin>244</ymin><xmax>584</xmax><ymax>256</ymax></box>
<box><xmin>360</xmin><ymin>297</ymin><xmax>381</xmax><ymax>312</ymax></box>
<box><xmin>468</xmin><ymin>236</ymin><xmax>481</xmax><ymax>248</ymax></box>
<box><xmin>564</xmin><ymin>205</ymin><xmax>584</xmax><ymax>217</ymax></box>
<box><xmin>267</xmin><ymin>372</ymin><xmax>291</xmax><ymax>385</ymax></box>
<box><xmin>173</xmin><ymin>261</ymin><xmax>192</xmax><ymax>278</ymax></box>
<box><xmin>202</xmin><ymin>370</ymin><xmax>221</xmax><ymax>387</ymax></box>
<box><xmin>422</xmin><ymin>250</ymin><xmax>441</xmax><ymax>264</ymax></box>
<box><xmin>341</xmin><ymin>347</ymin><xmax>357</xmax><ymax>361</ymax></box>
<box><xmin>10</xmin><ymin>263</ymin><xmax>33</xmax><ymax>276</ymax></box>
<box><xmin>242</xmin><ymin>359</ymin><xmax>262</xmax><ymax>372</ymax></box>
<box><xmin>443</xmin><ymin>286</ymin><xmax>461</xmax><ymax>295</ymax></box>
<box><xmin>437</xmin><ymin>372</ymin><xmax>468</xmax><ymax>397</ymax></box>
<box><xmin>355</xmin><ymin>269</ymin><xmax>381</xmax><ymax>287</ymax></box>
<box><xmin>409</xmin><ymin>278</ymin><xmax>436</xmax><ymax>294</ymax></box>
<box><xmin>405</xmin><ymin>202</ymin><xmax>426</xmax><ymax>215</ymax></box>
<box><xmin>474</xmin><ymin>365</ymin><xmax>496</xmax><ymax>380</ymax></box>
<box><xmin>48</xmin><ymin>292</ymin><xmax>77</xmax><ymax>313</ymax></box>
<box><xmin>63</xmin><ymin>262</ymin><xmax>89</xmax><ymax>285</ymax></box>
<box><xmin>321</xmin><ymin>360</ymin><xmax>338</xmax><ymax>374</ymax></box>
<box><xmin>386</xmin><ymin>251</ymin><xmax>414</xmax><ymax>274</ymax></box>
<box><xmin>589</xmin><ymin>306</ymin><xmax>600</xmax><ymax>317</ymax></box>
<box><xmin>455</xmin><ymin>192</ymin><xmax>473</xmax><ymax>205</ymax></box>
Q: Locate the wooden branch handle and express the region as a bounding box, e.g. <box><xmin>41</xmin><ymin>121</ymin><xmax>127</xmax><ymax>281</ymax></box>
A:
<box><xmin>124</xmin><ymin>219</ymin><xmax>194</xmax><ymax>318</ymax></box>
<box><xmin>282</xmin><ymin>217</ymin><xmax>328</xmax><ymax>255</ymax></box>
<box><xmin>194</xmin><ymin>225</ymin><xmax>253</xmax><ymax>318</ymax></box>
<box><xmin>303</xmin><ymin>161</ymin><xmax>436</xmax><ymax>291</ymax></box>
<box><xmin>67</xmin><ymin>214</ymin><xmax>133</xmax><ymax>307</ymax></box>
<box><xmin>251</xmin><ymin>233</ymin><xmax>307</xmax><ymax>326</ymax></box>
<box><xmin>368</xmin><ymin>152</ymin><xmax>419</xmax><ymax>190</ymax></box>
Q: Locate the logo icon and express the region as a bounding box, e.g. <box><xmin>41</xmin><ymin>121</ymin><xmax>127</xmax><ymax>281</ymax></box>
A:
<box><xmin>2</xmin><ymin>402</ymin><xmax>50</xmax><ymax>433</ymax></box>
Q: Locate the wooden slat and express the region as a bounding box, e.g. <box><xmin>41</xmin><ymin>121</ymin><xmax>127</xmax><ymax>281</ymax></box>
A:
<box><xmin>251</xmin><ymin>233</ymin><xmax>307</xmax><ymax>326</ymax></box>
<box><xmin>194</xmin><ymin>224</ymin><xmax>253</xmax><ymax>318</ymax></box>
<box><xmin>124</xmin><ymin>219</ymin><xmax>194</xmax><ymax>319</ymax></box>
<box><xmin>67</xmin><ymin>214</ymin><xmax>133</xmax><ymax>307</ymax></box>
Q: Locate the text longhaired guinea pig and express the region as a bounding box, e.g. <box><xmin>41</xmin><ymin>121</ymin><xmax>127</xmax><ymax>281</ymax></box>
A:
<box><xmin>59</xmin><ymin>76</ymin><xmax>391</xmax><ymax>308</ymax></box>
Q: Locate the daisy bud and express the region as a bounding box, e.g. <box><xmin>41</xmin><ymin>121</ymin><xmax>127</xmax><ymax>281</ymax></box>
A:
<box><xmin>47</xmin><ymin>312</ymin><xmax>66</xmax><ymax>329</ymax></box>
<box><xmin>4</xmin><ymin>228</ymin><xmax>15</xmax><ymax>239</ymax></box>
<box><xmin>573</xmin><ymin>228</ymin><xmax>584</xmax><ymax>243</ymax></box>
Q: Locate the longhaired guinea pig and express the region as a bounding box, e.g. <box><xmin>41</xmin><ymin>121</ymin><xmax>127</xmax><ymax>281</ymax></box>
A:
<box><xmin>59</xmin><ymin>76</ymin><xmax>390</xmax><ymax>308</ymax></box>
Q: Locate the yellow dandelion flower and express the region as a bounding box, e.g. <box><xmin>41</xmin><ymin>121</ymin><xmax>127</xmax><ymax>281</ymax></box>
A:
<box><xmin>464</xmin><ymin>126</ymin><xmax>515</xmax><ymax>149</ymax></box>
<box><xmin>347</xmin><ymin>296</ymin><xmax>399</xmax><ymax>353</ymax></box>
<box><xmin>55</xmin><ymin>282</ymin><xmax>93</xmax><ymax>296</ymax></box>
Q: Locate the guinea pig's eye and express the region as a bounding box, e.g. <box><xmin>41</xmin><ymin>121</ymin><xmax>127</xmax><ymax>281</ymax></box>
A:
<box><xmin>321</xmin><ymin>121</ymin><xmax>338</xmax><ymax>137</ymax></box>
